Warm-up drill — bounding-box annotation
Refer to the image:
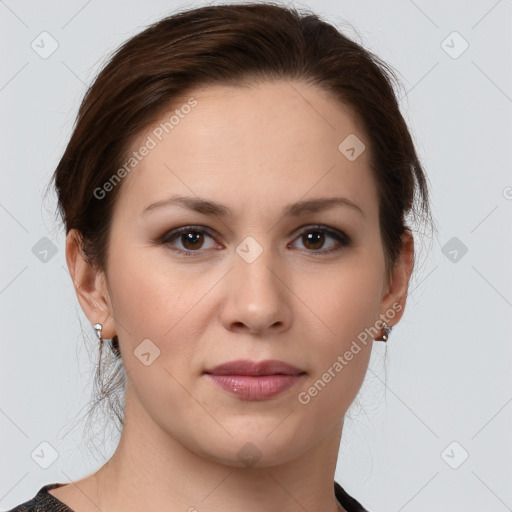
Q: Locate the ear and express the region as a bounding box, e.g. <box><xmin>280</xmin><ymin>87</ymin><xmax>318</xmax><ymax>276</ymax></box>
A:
<box><xmin>379</xmin><ymin>228</ymin><xmax>415</xmax><ymax>326</ymax></box>
<box><xmin>65</xmin><ymin>229</ymin><xmax>117</xmax><ymax>339</ymax></box>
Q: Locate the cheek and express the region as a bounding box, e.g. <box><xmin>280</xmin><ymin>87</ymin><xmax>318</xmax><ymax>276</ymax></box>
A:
<box><xmin>105</xmin><ymin>244</ymin><xmax>219</xmax><ymax>389</ymax></box>
<box><xmin>106</xmin><ymin>244</ymin><xmax>195</xmax><ymax>340</ymax></box>
<box><xmin>295</xmin><ymin>252</ymin><xmax>384</xmax><ymax>344</ymax></box>
<box><xmin>106</xmin><ymin>248</ymin><xmax>204</xmax><ymax>410</ymax></box>
<box><xmin>291</xmin><ymin>253</ymin><xmax>384</xmax><ymax>412</ymax></box>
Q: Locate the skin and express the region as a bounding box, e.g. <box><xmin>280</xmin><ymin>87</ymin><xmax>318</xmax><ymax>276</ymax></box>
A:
<box><xmin>57</xmin><ymin>80</ymin><xmax>414</xmax><ymax>512</ymax></box>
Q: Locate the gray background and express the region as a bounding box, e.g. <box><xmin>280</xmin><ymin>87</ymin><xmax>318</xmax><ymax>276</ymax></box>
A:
<box><xmin>1</xmin><ymin>0</ymin><xmax>511</xmax><ymax>510</ymax></box>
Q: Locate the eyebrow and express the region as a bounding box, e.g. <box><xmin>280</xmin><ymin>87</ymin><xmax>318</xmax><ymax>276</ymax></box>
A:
<box><xmin>141</xmin><ymin>195</ymin><xmax>364</xmax><ymax>218</ymax></box>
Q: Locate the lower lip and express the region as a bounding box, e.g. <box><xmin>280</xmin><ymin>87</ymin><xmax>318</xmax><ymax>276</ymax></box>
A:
<box><xmin>206</xmin><ymin>374</ymin><xmax>304</xmax><ymax>400</ymax></box>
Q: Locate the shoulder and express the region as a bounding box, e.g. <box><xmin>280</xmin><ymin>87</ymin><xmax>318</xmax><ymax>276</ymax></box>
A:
<box><xmin>5</xmin><ymin>483</ymin><xmax>73</xmax><ymax>512</ymax></box>
<box><xmin>334</xmin><ymin>480</ymin><xmax>371</xmax><ymax>512</ymax></box>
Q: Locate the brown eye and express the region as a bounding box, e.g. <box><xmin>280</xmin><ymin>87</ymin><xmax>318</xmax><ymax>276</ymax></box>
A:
<box><xmin>302</xmin><ymin>231</ymin><xmax>326</xmax><ymax>251</ymax></box>
<box><xmin>291</xmin><ymin>226</ymin><xmax>350</xmax><ymax>255</ymax></box>
<box><xmin>180</xmin><ymin>231</ymin><xmax>205</xmax><ymax>250</ymax></box>
<box><xmin>160</xmin><ymin>226</ymin><xmax>218</xmax><ymax>254</ymax></box>
<box><xmin>160</xmin><ymin>224</ymin><xmax>350</xmax><ymax>256</ymax></box>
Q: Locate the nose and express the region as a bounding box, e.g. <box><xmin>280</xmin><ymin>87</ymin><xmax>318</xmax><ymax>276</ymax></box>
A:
<box><xmin>219</xmin><ymin>245</ymin><xmax>292</xmax><ymax>336</ymax></box>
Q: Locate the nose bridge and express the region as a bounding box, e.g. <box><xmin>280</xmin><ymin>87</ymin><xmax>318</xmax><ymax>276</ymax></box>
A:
<box><xmin>221</xmin><ymin>233</ymin><xmax>291</xmax><ymax>333</ymax></box>
<box><xmin>235</xmin><ymin>233</ymin><xmax>281</xmax><ymax>303</ymax></box>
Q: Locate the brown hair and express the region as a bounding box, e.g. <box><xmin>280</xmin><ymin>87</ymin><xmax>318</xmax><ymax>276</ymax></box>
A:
<box><xmin>50</xmin><ymin>2</ymin><xmax>434</xmax><ymax>436</ymax></box>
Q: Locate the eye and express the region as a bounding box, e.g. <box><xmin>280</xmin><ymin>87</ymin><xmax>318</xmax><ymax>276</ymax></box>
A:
<box><xmin>159</xmin><ymin>226</ymin><xmax>220</xmax><ymax>255</ymax></box>
<box><xmin>158</xmin><ymin>224</ymin><xmax>351</xmax><ymax>256</ymax></box>
<box><xmin>289</xmin><ymin>225</ymin><xmax>351</xmax><ymax>255</ymax></box>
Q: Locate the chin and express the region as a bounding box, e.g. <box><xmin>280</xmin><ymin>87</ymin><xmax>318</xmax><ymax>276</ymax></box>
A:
<box><xmin>193</xmin><ymin>422</ymin><xmax>312</xmax><ymax>469</ymax></box>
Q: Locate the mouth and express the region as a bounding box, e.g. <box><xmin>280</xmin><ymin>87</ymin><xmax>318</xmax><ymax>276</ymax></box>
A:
<box><xmin>204</xmin><ymin>359</ymin><xmax>306</xmax><ymax>400</ymax></box>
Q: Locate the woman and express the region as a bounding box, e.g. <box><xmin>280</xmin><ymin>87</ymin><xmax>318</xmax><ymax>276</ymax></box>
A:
<box><xmin>8</xmin><ymin>2</ymin><xmax>432</xmax><ymax>511</ymax></box>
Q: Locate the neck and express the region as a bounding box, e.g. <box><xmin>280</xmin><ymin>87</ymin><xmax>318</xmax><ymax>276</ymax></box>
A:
<box><xmin>93</xmin><ymin>386</ymin><xmax>346</xmax><ymax>512</ymax></box>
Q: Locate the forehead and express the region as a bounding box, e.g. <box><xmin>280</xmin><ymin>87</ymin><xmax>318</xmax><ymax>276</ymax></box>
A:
<box><xmin>113</xmin><ymin>80</ymin><xmax>378</xmax><ymax>222</ymax></box>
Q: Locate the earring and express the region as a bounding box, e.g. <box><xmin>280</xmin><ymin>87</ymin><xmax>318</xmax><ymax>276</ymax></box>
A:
<box><xmin>93</xmin><ymin>322</ymin><xmax>121</xmax><ymax>357</ymax></box>
<box><xmin>375</xmin><ymin>321</ymin><xmax>392</xmax><ymax>342</ymax></box>
<box><xmin>94</xmin><ymin>323</ymin><xmax>103</xmax><ymax>341</ymax></box>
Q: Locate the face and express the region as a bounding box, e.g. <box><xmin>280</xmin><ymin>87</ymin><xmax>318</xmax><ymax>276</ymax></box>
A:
<box><xmin>70</xmin><ymin>80</ymin><xmax>411</xmax><ymax>467</ymax></box>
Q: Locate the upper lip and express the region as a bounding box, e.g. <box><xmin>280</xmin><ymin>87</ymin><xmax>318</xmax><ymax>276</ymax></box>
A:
<box><xmin>205</xmin><ymin>359</ymin><xmax>305</xmax><ymax>376</ymax></box>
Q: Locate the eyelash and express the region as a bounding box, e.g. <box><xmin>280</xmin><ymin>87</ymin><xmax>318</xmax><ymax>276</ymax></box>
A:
<box><xmin>158</xmin><ymin>224</ymin><xmax>351</xmax><ymax>256</ymax></box>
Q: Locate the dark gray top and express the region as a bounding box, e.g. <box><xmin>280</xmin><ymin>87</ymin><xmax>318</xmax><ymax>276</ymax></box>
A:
<box><xmin>7</xmin><ymin>481</ymin><xmax>369</xmax><ymax>511</ymax></box>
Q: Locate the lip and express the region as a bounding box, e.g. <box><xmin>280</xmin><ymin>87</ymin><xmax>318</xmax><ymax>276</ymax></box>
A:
<box><xmin>205</xmin><ymin>359</ymin><xmax>304</xmax><ymax>376</ymax></box>
<box><xmin>204</xmin><ymin>359</ymin><xmax>306</xmax><ymax>401</ymax></box>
